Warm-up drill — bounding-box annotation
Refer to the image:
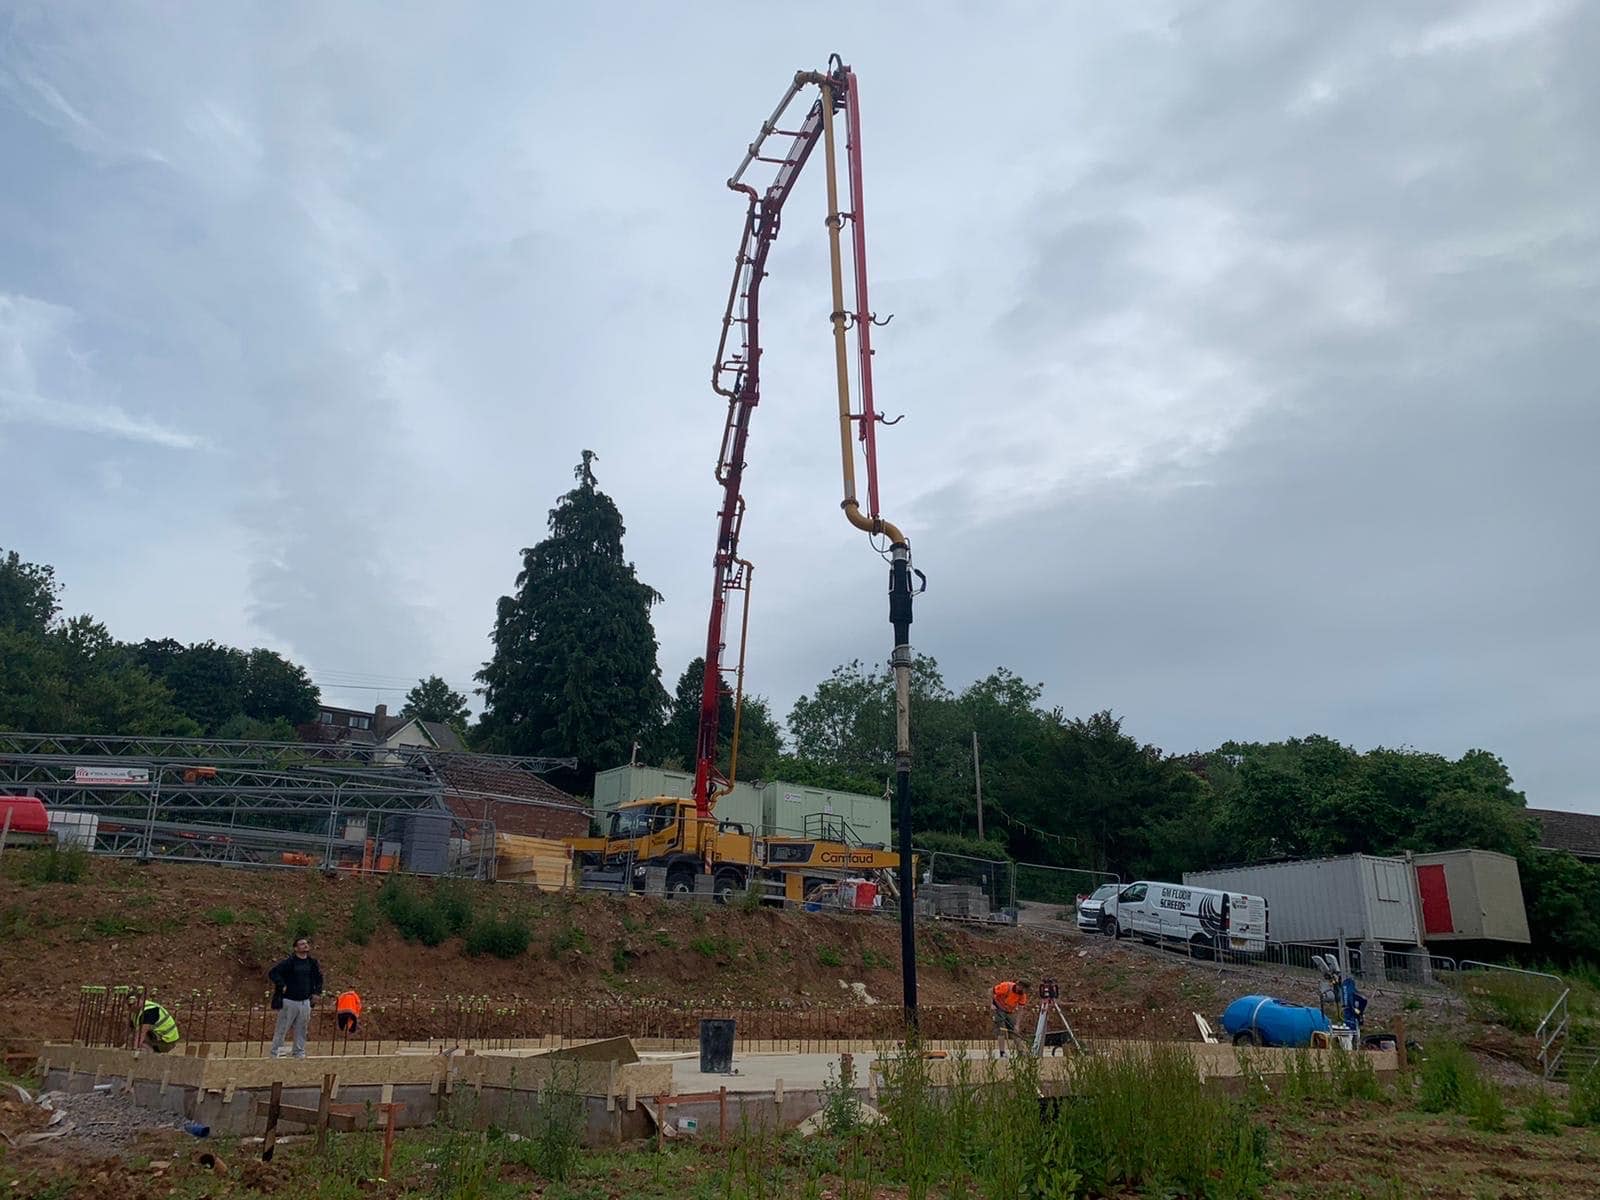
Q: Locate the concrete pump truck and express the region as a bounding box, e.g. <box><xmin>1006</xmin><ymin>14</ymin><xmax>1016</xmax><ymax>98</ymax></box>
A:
<box><xmin>568</xmin><ymin>59</ymin><xmax>923</xmax><ymax>930</ymax></box>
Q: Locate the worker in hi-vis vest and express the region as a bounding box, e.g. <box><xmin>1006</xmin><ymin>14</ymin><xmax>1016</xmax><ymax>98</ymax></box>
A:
<box><xmin>335</xmin><ymin>989</ymin><xmax>363</xmax><ymax>1035</ymax></box>
<box><xmin>991</xmin><ymin>979</ymin><xmax>1031</xmax><ymax>1056</ymax></box>
<box><xmin>128</xmin><ymin>995</ymin><xmax>181</xmax><ymax>1055</ymax></box>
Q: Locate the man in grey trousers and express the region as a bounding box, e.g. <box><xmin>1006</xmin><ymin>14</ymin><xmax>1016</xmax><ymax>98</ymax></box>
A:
<box><xmin>268</xmin><ymin>936</ymin><xmax>324</xmax><ymax>1058</ymax></box>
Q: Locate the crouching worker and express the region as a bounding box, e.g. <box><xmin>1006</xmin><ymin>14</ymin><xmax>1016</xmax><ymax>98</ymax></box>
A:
<box><xmin>129</xmin><ymin>994</ymin><xmax>180</xmax><ymax>1055</ymax></box>
<box><xmin>335</xmin><ymin>989</ymin><xmax>363</xmax><ymax>1036</ymax></box>
<box><xmin>991</xmin><ymin>979</ymin><xmax>1031</xmax><ymax>1057</ymax></box>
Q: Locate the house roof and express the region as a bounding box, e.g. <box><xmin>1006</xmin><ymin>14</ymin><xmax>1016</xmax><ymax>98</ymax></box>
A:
<box><xmin>1529</xmin><ymin>807</ymin><xmax>1600</xmax><ymax>860</ymax></box>
<box><xmin>417</xmin><ymin>721</ymin><xmax>466</xmax><ymax>753</ymax></box>
<box><xmin>436</xmin><ymin>756</ymin><xmax>588</xmax><ymax>840</ymax></box>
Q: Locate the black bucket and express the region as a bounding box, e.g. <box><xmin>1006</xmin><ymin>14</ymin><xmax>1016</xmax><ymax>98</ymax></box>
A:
<box><xmin>699</xmin><ymin>1018</ymin><xmax>735</xmax><ymax>1074</ymax></box>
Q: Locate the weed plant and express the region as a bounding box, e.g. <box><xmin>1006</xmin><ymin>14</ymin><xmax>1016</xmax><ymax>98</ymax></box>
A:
<box><xmin>1570</xmin><ymin>1062</ymin><xmax>1600</xmax><ymax>1126</ymax></box>
<box><xmin>1417</xmin><ymin>1042</ymin><xmax>1477</xmax><ymax>1114</ymax></box>
<box><xmin>1466</xmin><ymin>1079</ymin><xmax>1506</xmax><ymax>1132</ymax></box>
<box><xmin>7</xmin><ymin>845</ymin><xmax>88</xmax><ymax>884</ymax></box>
<box><xmin>345</xmin><ymin>892</ymin><xmax>379</xmax><ymax>945</ymax></box>
<box><xmin>1522</xmin><ymin>1088</ymin><xmax>1563</xmax><ymax>1134</ymax></box>
<box><xmin>869</xmin><ymin>1040</ymin><xmax>1268</xmax><ymax>1199</ymax></box>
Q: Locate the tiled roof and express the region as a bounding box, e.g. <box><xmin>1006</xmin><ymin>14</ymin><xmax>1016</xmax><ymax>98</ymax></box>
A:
<box><xmin>1529</xmin><ymin>807</ymin><xmax>1600</xmax><ymax>859</ymax></box>
<box><xmin>437</xmin><ymin>757</ymin><xmax>589</xmax><ymax>840</ymax></box>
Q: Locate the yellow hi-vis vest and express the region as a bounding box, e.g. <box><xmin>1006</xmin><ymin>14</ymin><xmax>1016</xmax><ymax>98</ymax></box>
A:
<box><xmin>138</xmin><ymin>1003</ymin><xmax>180</xmax><ymax>1044</ymax></box>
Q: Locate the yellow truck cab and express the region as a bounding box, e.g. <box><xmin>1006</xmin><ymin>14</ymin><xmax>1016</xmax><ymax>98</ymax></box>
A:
<box><xmin>569</xmin><ymin>796</ymin><xmax>900</xmax><ymax>904</ymax></box>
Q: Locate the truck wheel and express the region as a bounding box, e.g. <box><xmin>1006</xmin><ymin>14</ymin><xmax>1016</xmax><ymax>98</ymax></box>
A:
<box><xmin>1233</xmin><ymin>1030</ymin><xmax>1261</xmax><ymax>1047</ymax></box>
<box><xmin>1102</xmin><ymin>918</ymin><xmax>1119</xmax><ymax>939</ymax></box>
<box><xmin>666</xmin><ymin>869</ymin><xmax>695</xmax><ymax>896</ymax></box>
<box><xmin>713</xmin><ymin>870</ymin><xmax>743</xmax><ymax>904</ymax></box>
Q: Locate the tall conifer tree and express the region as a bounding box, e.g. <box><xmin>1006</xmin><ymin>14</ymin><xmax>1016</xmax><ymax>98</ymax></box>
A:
<box><xmin>476</xmin><ymin>452</ymin><xmax>667</xmax><ymax>782</ymax></box>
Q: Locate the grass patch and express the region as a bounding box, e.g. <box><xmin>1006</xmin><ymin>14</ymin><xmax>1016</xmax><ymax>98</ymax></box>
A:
<box><xmin>550</xmin><ymin>924</ymin><xmax>588</xmax><ymax>957</ymax></box>
<box><xmin>861</xmin><ymin>947</ymin><xmax>892</xmax><ymax>970</ymax></box>
<box><xmin>6</xmin><ymin>844</ymin><xmax>90</xmax><ymax>884</ymax></box>
<box><xmin>1462</xmin><ymin>971</ymin><xmax>1563</xmax><ymax>1034</ymax></box>
<box><xmin>89</xmin><ymin>915</ymin><xmax>138</xmax><ymax>938</ymax></box>
<box><xmin>817</xmin><ymin>946</ymin><xmax>844</xmax><ymax>968</ymax></box>
<box><xmin>689</xmin><ymin>934</ymin><xmax>737</xmax><ymax>960</ymax></box>
<box><xmin>652</xmin><ymin>929</ymin><xmax>675</xmax><ymax>949</ymax></box>
<box><xmin>203</xmin><ymin>906</ymin><xmax>236</xmax><ymax>927</ymax></box>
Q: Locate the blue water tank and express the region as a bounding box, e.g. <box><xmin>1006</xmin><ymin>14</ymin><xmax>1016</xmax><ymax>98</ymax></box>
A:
<box><xmin>1221</xmin><ymin>995</ymin><xmax>1331</xmax><ymax>1047</ymax></box>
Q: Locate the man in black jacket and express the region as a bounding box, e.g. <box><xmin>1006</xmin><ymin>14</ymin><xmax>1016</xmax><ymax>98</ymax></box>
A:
<box><xmin>268</xmin><ymin>936</ymin><xmax>323</xmax><ymax>1058</ymax></box>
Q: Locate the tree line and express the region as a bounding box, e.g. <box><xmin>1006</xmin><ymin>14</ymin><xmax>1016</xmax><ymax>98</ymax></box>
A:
<box><xmin>0</xmin><ymin>548</ymin><xmax>469</xmax><ymax>742</ymax></box>
<box><xmin>471</xmin><ymin>456</ymin><xmax>1599</xmax><ymax>966</ymax></box>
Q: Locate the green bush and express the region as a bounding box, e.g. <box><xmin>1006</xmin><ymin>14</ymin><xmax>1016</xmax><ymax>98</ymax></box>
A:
<box><xmin>377</xmin><ymin>875</ymin><xmax>459</xmax><ymax>947</ymax></box>
<box><xmin>1523</xmin><ymin>1089</ymin><xmax>1562</xmax><ymax>1135</ymax></box>
<box><xmin>817</xmin><ymin>946</ymin><xmax>844</xmax><ymax>968</ymax></box>
<box><xmin>286</xmin><ymin>907</ymin><xmax>318</xmax><ymax>941</ymax></box>
<box><xmin>464</xmin><ymin>912</ymin><xmax>531</xmax><ymax>960</ymax></box>
<box><xmin>1467</xmin><ymin>1080</ymin><xmax>1506</xmax><ymax>1132</ymax></box>
<box><xmin>1570</xmin><ymin>1064</ymin><xmax>1600</xmax><ymax>1126</ymax></box>
<box><xmin>432</xmin><ymin>879</ymin><xmax>477</xmax><ymax>936</ymax></box>
<box><xmin>1417</xmin><ymin>1042</ymin><xmax>1477</xmax><ymax>1114</ymax></box>
<box><xmin>345</xmin><ymin>894</ymin><xmax>378</xmax><ymax>945</ymax></box>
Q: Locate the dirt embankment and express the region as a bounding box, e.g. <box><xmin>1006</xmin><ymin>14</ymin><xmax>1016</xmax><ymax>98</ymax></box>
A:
<box><xmin>0</xmin><ymin>859</ymin><xmax>1229</xmax><ymax>1044</ymax></box>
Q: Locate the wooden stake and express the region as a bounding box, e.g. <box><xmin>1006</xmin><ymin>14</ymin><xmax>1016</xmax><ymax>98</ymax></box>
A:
<box><xmin>1394</xmin><ymin>1015</ymin><xmax>1408</xmax><ymax>1071</ymax></box>
<box><xmin>718</xmin><ymin>1086</ymin><xmax>727</xmax><ymax>1144</ymax></box>
<box><xmin>262</xmin><ymin>1081</ymin><xmax>283</xmax><ymax>1161</ymax></box>
<box><xmin>380</xmin><ymin>1103</ymin><xmax>397</xmax><ymax>1182</ymax></box>
<box><xmin>315</xmin><ymin>1072</ymin><xmax>335</xmax><ymax>1151</ymax></box>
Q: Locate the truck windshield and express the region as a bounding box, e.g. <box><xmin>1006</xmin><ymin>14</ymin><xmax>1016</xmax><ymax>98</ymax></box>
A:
<box><xmin>611</xmin><ymin>805</ymin><xmax>674</xmax><ymax>840</ymax></box>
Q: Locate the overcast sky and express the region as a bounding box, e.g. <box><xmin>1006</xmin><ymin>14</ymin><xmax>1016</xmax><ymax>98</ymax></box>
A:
<box><xmin>3</xmin><ymin>2</ymin><xmax>1596</xmax><ymax>812</ymax></box>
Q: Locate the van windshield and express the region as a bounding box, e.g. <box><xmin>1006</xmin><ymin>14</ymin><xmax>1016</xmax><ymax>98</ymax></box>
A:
<box><xmin>1091</xmin><ymin>884</ymin><xmax>1119</xmax><ymax>901</ymax></box>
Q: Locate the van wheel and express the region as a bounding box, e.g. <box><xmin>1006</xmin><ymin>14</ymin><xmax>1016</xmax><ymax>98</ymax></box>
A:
<box><xmin>1190</xmin><ymin>935</ymin><xmax>1216</xmax><ymax>961</ymax></box>
<box><xmin>666</xmin><ymin>869</ymin><xmax>695</xmax><ymax>896</ymax></box>
<box><xmin>1233</xmin><ymin>1030</ymin><xmax>1261</xmax><ymax>1047</ymax></box>
<box><xmin>1102</xmin><ymin>918</ymin><xmax>1119</xmax><ymax>939</ymax></box>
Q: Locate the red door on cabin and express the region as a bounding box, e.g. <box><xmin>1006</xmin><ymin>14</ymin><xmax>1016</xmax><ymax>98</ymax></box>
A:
<box><xmin>1417</xmin><ymin>864</ymin><xmax>1454</xmax><ymax>936</ymax></box>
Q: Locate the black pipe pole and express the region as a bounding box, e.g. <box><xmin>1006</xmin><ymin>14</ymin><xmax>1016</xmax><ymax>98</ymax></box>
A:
<box><xmin>889</xmin><ymin>542</ymin><xmax>918</xmax><ymax>1031</ymax></box>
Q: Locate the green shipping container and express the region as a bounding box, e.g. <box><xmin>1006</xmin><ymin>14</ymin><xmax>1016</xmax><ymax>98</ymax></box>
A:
<box><xmin>592</xmin><ymin>765</ymin><xmax>891</xmax><ymax>847</ymax></box>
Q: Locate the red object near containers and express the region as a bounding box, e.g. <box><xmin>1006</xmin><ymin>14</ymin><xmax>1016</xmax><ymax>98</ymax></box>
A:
<box><xmin>1416</xmin><ymin>863</ymin><xmax>1455</xmax><ymax>936</ymax></box>
<box><xmin>0</xmin><ymin>796</ymin><xmax>49</xmax><ymax>836</ymax></box>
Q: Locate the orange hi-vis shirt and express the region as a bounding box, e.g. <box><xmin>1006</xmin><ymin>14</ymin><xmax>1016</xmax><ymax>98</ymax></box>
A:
<box><xmin>992</xmin><ymin>982</ymin><xmax>1027</xmax><ymax>1012</ymax></box>
<box><xmin>335</xmin><ymin>991</ymin><xmax>363</xmax><ymax>1018</ymax></box>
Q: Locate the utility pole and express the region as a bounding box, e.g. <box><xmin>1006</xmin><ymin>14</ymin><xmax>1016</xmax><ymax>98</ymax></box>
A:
<box><xmin>972</xmin><ymin>731</ymin><xmax>984</xmax><ymax>841</ymax></box>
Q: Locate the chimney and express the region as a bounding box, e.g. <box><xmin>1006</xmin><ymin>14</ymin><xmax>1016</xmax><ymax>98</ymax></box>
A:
<box><xmin>374</xmin><ymin>704</ymin><xmax>387</xmax><ymax>728</ymax></box>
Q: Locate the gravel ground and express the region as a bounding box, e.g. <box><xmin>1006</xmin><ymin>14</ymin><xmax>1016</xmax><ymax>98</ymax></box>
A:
<box><xmin>37</xmin><ymin>1088</ymin><xmax>190</xmax><ymax>1149</ymax></box>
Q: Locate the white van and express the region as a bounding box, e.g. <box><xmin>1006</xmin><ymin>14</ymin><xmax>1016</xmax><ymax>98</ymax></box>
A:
<box><xmin>1102</xmin><ymin>880</ymin><xmax>1269</xmax><ymax>956</ymax></box>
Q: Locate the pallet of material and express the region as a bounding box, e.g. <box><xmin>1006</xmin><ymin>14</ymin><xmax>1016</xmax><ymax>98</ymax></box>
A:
<box><xmin>477</xmin><ymin>834</ymin><xmax>573</xmax><ymax>892</ymax></box>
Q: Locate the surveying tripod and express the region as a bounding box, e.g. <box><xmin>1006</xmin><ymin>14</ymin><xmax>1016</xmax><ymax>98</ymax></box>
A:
<box><xmin>1029</xmin><ymin>978</ymin><xmax>1081</xmax><ymax>1056</ymax></box>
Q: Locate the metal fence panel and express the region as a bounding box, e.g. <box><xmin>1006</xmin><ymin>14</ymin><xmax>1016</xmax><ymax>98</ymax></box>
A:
<box><xmin>922</xmin><ymin>851</ymin><xmax>1015</xmax><ymax>923</ymax></box>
